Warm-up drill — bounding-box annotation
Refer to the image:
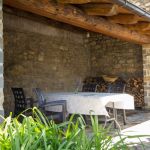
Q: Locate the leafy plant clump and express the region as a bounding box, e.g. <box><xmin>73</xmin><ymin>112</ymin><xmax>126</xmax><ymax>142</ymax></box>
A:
<box><xmin>0</xmin><ymin>107</ymin><xmax>145</xmax><ymax>150</ymax></box>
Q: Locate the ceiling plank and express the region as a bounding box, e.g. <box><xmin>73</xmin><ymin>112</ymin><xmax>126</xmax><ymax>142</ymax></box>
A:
<box><xmin>82</xmin><ymin>3</ymin><xmax>118</xmax><ymax>16</ymax></box>
<box><xmin>57</xmin><ymin>0</ymin><xmax>112</xmax><ymax>4</ymax></box>
<box><xmin>4</xmin><ymin>0</ymin><xmax>150</xmax><ymax>44</ymax></box>
<box><xmin>108</xmin><ymin>14</ymin><xmax>139</xmax><ymax>24</ymax></box>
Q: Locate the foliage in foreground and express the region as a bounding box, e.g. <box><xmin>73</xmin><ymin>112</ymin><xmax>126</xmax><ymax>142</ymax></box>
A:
<box><xmin>0</xmin><ymin>107</ymin><xmax>146</xmax><ymax>150</ymax></box>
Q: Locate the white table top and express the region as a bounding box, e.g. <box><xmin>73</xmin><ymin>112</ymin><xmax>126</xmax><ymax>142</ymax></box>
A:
<box><xmin>44</xmin><ymin>92</ymin><xmax>134</xmax><ymax>116</ymax></box>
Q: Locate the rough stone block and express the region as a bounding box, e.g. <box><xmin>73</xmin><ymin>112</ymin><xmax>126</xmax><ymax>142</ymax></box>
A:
<box><xmin>0</xmin><ymin>51</ymin><xmax>3</xmax><ymax>63</ymax></box>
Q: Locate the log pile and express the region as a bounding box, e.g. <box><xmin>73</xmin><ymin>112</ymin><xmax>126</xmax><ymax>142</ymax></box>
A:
<box><xmin>83</xmin><ymin>76</ymin><xmax>144</xmax><ymax>108</ymax></box>
<box><xmin>125</xmin><ymin>77</ymin><xmax>144</xmax><ymax>107</ymax></box>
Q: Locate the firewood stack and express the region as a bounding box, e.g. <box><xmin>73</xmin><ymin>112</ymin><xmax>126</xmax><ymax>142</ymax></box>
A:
<box><xmin>125</xmin><ymin>77</ymin><xmax>144</xmax><ymax>107</ymax></box>
<box><xmin>83</xmin><ymin>76</ymin><xmax>145</xmax><ymax>108</ymax></box>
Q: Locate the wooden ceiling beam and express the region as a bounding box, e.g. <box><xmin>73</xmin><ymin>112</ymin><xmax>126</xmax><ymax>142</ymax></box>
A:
<box><xmin>141</xmin><ymin>30</ymin><xmax>150</xmax><ymax>36</ymax></box>
<box><xmin>117</xmin><ymin>7</ymin><xmax>133</xmax><ymax>14</ymax></box>
<box><xmin>124</xmin><ymin>22</ymin><xmax>150</xmax><ymax>31</ymax></box>
<box><xmin>82</xmin><ymin>3</ymin><xmax>118</xmax><ymax>16</ymax></box>
<box><xmin>57</xmin><ymin>0</ymin><xmax>112</xmax><ymax>4</ymax></box>
<box><xmin>107</xmin><ymin>14</ymin><xmax>139</xmax><ymax>24</ymax></box>
<box><xmin>4</xmin><ymin>0</ymin><xmax>150</xmax><ymax>44</ymax></box>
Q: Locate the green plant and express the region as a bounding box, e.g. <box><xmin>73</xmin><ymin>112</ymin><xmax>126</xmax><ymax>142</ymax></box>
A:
<box><xmin>0</xmin><ymin>107</ymin><xmax>147</xmax><ymax>150</ymax></box>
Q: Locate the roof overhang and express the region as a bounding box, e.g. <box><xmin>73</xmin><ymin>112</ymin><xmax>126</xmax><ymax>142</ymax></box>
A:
<box><xmin>4</xmin><ymin>0</ymin><xmax>150</xmax><ymax>44</ymax></box>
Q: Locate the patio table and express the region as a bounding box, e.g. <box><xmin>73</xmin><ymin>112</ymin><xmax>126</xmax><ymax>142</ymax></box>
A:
<box><xmin>44</xmin><ymin>92</ymin><xmax>134</xmax><ymax>117</ymax></box>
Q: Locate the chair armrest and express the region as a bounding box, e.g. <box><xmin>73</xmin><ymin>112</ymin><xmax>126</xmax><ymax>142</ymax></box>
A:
<box><xmin>43</xmin><ymin>100</ymin><xmax>66</xmax><ymax>107</ymax></box>
<box><xmin>42</xmin><ymin>100</ymin><xmax>67</xmax><ymax>122</ymax></box>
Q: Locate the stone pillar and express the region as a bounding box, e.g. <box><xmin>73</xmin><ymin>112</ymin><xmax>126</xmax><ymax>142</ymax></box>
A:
<box><xmin>0</xmin><ymin>0</ymin><xmax>4</xmax><ymax>118</ymax></box>
<box><xmin>143</xmin><ymin>44</ymin><xmax>150</xmax><ymax>108</ymax></box>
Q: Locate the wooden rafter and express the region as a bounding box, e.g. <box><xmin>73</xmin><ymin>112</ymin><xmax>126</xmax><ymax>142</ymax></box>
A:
<box><xmin>82</xmin><ymin>3</ymin><xmax>118</xmax><ymax>16</ymax></box>
<box><xmin>141</xmin><ymin>30</ymin><xmax>150</xmax><ymax>35</ymax></box>
<box><xmin>4</xmin><ymin>0</ymin><xmax>150</xmax><ymax>44</ymax></box>
<box><xmin>117</xmin><ymin>7</ymin><xmax>133</xmax><ymax>14</ymax></box>
<box><xmin>57</xmin><ymin>0</ymin><xmax>112</xmax><ymax>4</ymax></box>
<box><xmin>124</xmin><ymin>22</ymin><xmax>150</xmax><ymax>31</ymax></box>
<box><xmin>107</xmin><ymin>14</ymin><xmax>139</xmax><ymax>24</ymax></box>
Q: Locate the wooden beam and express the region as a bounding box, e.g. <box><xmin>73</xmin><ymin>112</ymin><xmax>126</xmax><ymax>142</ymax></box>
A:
<box><xmin>124</xmin><ymin>22</ymin><xmax>150</xmax><ymax>31</ymax></box>
<box><xmin>141</xmin><ymin>30</ymin><xmax>150</xmax><ymax>36</ymax></box>
<box><xmin>4</xmin><ymin>0</ymin><xmax>150</xmax><ymax>44</ymax></box>
<box><xmin>57</xmin><ymin>0</ymin><xmax>112</xmax><ymax>4</ymax></box>
<box><xmin>117</xmin><ymin>6</ymin><xmax>133</xmax><ymax>14</ymax></box>
<box><xmin>108</xmin><ymin>14</ymin><xmax>139</xmax><ymax>24</ymax></box>
<box><xmin>82</xmin><ymin>3</ymin><xmax>118</xmax><ymax>16</ymax></box>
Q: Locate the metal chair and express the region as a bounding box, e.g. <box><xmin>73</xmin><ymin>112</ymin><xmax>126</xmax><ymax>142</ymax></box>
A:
<box><xmin>82</xmin><ymin>83</ymin><xmax>99</xmax><ymax>92</ymax></box>
<box><xmin>108</xmin><ymin>80</ymin><xmax>126</xmax><ymax>93</ymax></box>
<box><xmin>11</xmin><ymin>87</ymin><xmax>33</xmax><ymax>117</ymax></box>
<box><xmin>107</xmin><ymin>79</ymin><xmax>127</xmax><ymax>125</ymax></box>
<box><xmin>33</xmin><ymin>88</ymin><xmax>67</xmax><ymax>122</ymax></box>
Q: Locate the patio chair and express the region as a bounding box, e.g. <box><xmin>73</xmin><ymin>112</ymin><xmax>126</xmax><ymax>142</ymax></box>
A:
<box><xmin>11</xmin><ymin>87</ymin><xmax>33</xmax><ymax>117</ymax></box>
<box><xmin>107</xmin><ymin>79</ymin><xmax>127</xmax><ymax>125</ymax></box>
<box><xmin>82</xmin><ymin>83</ymin><xmax>99</xmax><ymax>92</ymax></box>
<box><xmin>33</xmin><ymin>88</ymin><xmax>67</xmax><ymax>122</ymax></box>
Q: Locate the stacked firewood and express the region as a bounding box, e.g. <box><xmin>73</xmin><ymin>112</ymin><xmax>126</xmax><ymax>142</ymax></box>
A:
<box><xmin>83</xmin><ymin>76</ymin><xmax>144</xmax><ymax>108</ymax></box>
<box><xmin>125</xmin><ymin>78</ymin><xmax>144</xmax><ymax>107</ymax></box>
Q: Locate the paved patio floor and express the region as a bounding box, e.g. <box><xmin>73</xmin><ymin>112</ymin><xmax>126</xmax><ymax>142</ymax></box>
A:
<box><xmin>86</xmin><ymin>109</ymin><xmax>150</xmax><ymax>149</ymax></box>
<box><xmin>115</xmin><ymin>109</ymin><xmax>150</xmax><ymax>149</ymax></box>
<box><xmin>120</xmin><ymin>109</ymin><xmax>150</xmax><ymax>129</ymax></box>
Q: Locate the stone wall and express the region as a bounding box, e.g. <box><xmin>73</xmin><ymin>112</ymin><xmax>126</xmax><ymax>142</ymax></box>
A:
<box><xmin>142</xmin><ymin>44</ymin><xmax>150</xmax><ymax>108</ymax></box>
<box><xmin>3</xmin><ymin>6</ymin><xmax>144</xmax><ymax>115</ymax></box>
<box><xmin>85</xmin><ymin>33</ymin><xmax>143</xmax><ymax>79</ymax></box>
<box><xmin>0</xmin><ymin>0</ymin><xmax>4</xmax><ymax>119</ymax></box>
<box><xmin>3</xmin><ymin>8</ymin><xmax>91</xmax><ymax>115</ymax></box>
<box><xmin>128</xmin><ymin>0</ymin><xmax>150</xmax><ymax>12</ymax></box>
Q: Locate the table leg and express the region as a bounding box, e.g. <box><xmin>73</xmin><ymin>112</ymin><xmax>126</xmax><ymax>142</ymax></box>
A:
<box><xmin>123</xmin><ymin>109</ymin><xmax>127</xmax><ymax>125</ymax></box>
<box><xmin>104</xmin><ymin>102</ymin><xmax>121</xmax><ymax>131</ymax></box>
<box><xmin>113</xmin><ymin>102</ymin><xmax>117</xmax><ymax>128</ymax></box>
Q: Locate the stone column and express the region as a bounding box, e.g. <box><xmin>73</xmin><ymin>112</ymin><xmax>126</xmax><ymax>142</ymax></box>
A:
<box><xmin>143</xmin><ymin>44</ymin><xmax>150</xmax><ymax>108</ymax></box>
<box><xmin>0</xmin><ymin>0</ymin><xmax>4</xmax><ymax>118</ymax></box>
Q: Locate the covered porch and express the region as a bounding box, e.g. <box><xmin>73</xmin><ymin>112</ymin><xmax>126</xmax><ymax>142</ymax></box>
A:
<box><xmin>2</xmin><ymin>0</ymin><xmax>150</xmax><ymax>129</ymax></box>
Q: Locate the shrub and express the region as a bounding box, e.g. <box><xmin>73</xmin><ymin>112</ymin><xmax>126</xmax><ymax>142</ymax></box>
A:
<box><xmin>0</xmin><ymin>107</ymin><xmax>146</xmax><ymax>150</ymax></box>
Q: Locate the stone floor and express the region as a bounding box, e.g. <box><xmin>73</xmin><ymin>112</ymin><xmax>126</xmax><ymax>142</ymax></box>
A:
<box><xmin>118</xmin><ymin>109</ymin><xmax>150</xmax><ymax>129</ymax></box>
<box><xmin>115</xmin><ymin>109</ymin><xmax>150</xmax><ymax>150</ymax></box>
<box><xmin>86</xmin><ymin>109</ymin><xmax>150</xmax><ymax>149</ymax></box>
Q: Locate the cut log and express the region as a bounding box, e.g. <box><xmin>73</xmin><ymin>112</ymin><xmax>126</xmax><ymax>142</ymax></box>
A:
<box><xmin>108</xmin><ymin>14</ymin><xmax>139</xmax><ymax>24</ymax></box>
<box><xmin>125</xmin><ymin>77</ymin><xmax>144</xmax><ymax>107</ymax></box>
<box><xmin>117</xmin><ymin>6</ymin><xmax>133</xmax><ymax>14</ymax></box>
<box><xmin>4</xmin><ymin>0</ymin><xmax>150</xmax><ymax>44</ymax></box>
<box><xmin>82</xmin><ymin>3</ymin><xmax>118</xmax><ymax>16</ymax></box>
<box><xmin>57</xmin><ymin>0</ymin><xmax>112</xmax><ymax>4</ymax></box>
<box><xmin>124</xmin><ymin>22</ymin><xmax>150</xmax><ymax>31</ymax></box>
<box><xmin>84</xmin><ymin>76</ymin><xmax>145</xmax><ymax>107</ymax></box>
<box><xmin>141</xmin><ymin>30</ymin><xmax>150</xmax><ymax>36</ymax></box>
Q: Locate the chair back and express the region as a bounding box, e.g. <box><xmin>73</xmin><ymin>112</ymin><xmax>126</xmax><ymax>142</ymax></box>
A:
<box><xmin>108</xmin><ymin>80</ymin><xmax>126</xmax><ymax>93</ymax></box>
<box><xmin>33</xmin><ymin>88</ymin><xmax>46</xmax><ymax>107</ymax></box>
<box><xmin>82</xmin><ymin>83</ymin><xmax>98</xmax><ymax>92</ymax></box>
<box><xmin>11</xmin><ymin>88</ymin><xmax>27</xmax><ymax>116</ymax></box>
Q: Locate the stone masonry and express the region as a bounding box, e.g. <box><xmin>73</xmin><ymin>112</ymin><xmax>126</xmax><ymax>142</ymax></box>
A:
<box><xmin>3</xmin><ymin>7</ymin><xmax>91</xmax><ymax>116</ymax></box>
<box><xmin>3</xmin><ymin>6</ymin><xmax>145</xmax><ymax>115</ymax></box>
<box><xmin>85</xmin><ymin>32</ymin><xmax>143</xmax><ymax>79</ymax></box>
<box><xmin>142</xmin><ymin>44</ymin><xmax>150</xmax><ymax>108</ymax></box>
<box><xmin>0</xmin><ymin>0</ymin><xmax>4</xmax><ymax>119</ymax></box>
